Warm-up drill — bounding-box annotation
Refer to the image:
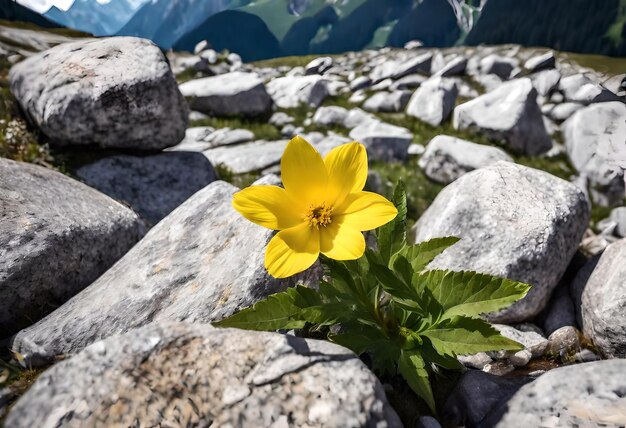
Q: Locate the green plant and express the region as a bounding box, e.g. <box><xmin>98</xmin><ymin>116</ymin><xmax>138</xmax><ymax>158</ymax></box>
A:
<box><xmin>215</xmin><ymin>182</ymin><xmax>530</xmax><ymax>413</ymax></box>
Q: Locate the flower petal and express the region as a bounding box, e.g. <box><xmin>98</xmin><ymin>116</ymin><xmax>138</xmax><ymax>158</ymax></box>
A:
<box><xmin>320</xmin><ymin>221</ymin><xmax>366</xmax><ymax>260</ymax></box>
<box><xmin>324</xmin><ymin>142</ymin><xmax>368</xmax><ymax>206</ymax></box>
<box><xmin>265</xmin><ymin>223</ymin><xmax>320</xmax><ymax>278</ymax></box>
<box><xmin>233</xmin><ymin>185</ymin><xmax>303</xmax><ymax>230</ymax></box>
<box><xmin>335</xmin><ymin>191</ymin><xmax>398</xmax><ymax>231</ymax></box>
<box><xmin>281</xmin><ymin>136</ymin><xmax>328</xmax><ymax>206</ymax></box>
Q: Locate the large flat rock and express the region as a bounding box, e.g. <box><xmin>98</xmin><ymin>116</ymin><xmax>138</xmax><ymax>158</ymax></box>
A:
<box><xmin>562</xmin><ymin>101</ymin><xmax>626</xmax><ymax>207</ymax></box>
<box><xmin>0</xmin><ymin>158</ymin><xmax>145</xmax><ymax>338</ymax></box>
<box><xmin>412</xmin><ymin>161</ymin><xmax>589</xmax><ymax>323</ymax></box>
<box><xmin>453</xmin><ymin>78</ymin><xmax>552</xmax><ymax>155</ymax></box>
<box><xmin>10</xmin><ymin>180</ymin><xmax>319</xmax><ymax>365</ymax></box>
<box><xmin>178</xmin><ymin>72</ymin><xmax>273</xmax><ymax>118</ymax></box>
<box><xmin>9</xmin><ymin>37</ymin><xmax>188</xmax><ymax>150</ymax></box>
<box><xmin>6</xmin><ymin>322</ymin><xmax>401</xmax><ymax>428</ymax></box>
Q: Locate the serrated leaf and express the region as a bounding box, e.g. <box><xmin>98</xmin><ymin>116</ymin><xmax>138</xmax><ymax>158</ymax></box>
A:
<box><xmin>399</xmin><ymin>236</ymin><xmax>460</xmax><ymax>272</ymax></box>
<box><xmin>416</xmin><ymin>270</ymin><xmax>531</xmax><ymax>320</ymax></box>
<box><xmin>418</xmin><ymin>339</ymin><xmax>464</xmax><ymax>371</ymax></box>
<box><xmin>398</xmin><ymin>349</ymin><xmax>436</xmax><ymax>413</ymax></box>
<box><xmin>422</xmin><ymin>316</ymin><xmax>523</xmax><ymax>356</ymax></box>
<box><xmin>213</xmin><ymin>285</ymin><xmax>320</xmax><ymax>331</ymax></box>
<box><xmin>300</xmin><ymin>302</ymin><xmax>359</xmax><ymax>325</ymax></box>
<box><xmin>377</xmin><ymin>181</ymin><xmax>407</xmax><ymax>265</ymax></box>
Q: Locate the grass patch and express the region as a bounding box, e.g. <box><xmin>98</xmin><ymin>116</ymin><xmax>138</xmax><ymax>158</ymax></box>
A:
<box><xmin>0</xmin><ymin>58</ymin><xmax>55</xmax><ymax>168</ymax></box>
<box><xmin>370</xmin><ymin>158</ymin><xmax>444</xmax><ymax>226</ymax></box>
<box><xmin>214</xmin><ymin>163</ymin><xmax>261</xmax><ymax>189</ymax></box>
<box><xmin>560</xmin><ymin>51</ymin><xmax>626</xmax><ymax>76</ymax></box>
<box><xmin>252</xmin><ymin>54</ymin><xmax>333</xmax><ymax>69</ymax></box>
<box><xmin>0</xmin><ymin>19</ymin><xmax>89</xmax><ymax>38</ymax></box>
<box><xmin>0</xmin><ymin>359</ymin><xmax>46</xmax><ymax>423</ymax></box>
<box><xmin>515</xmin><ymin>153</ymin><xmax>575</xmax><ymax>181</ymax></box>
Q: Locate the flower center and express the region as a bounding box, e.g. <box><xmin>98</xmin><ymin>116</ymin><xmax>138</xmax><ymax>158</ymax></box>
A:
<box><xmin>305</xmin><ymin>203</ymin><xmax>333</xmax><ymax>228</ymax></box>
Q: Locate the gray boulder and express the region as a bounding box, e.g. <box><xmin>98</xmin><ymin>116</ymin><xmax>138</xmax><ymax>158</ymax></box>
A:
<box><xmin>530</xmin><ymin>69</ymin><xmax>560</xmax><ymax>97</ymax></box>
<box><xmin>349</xmin><ymin>119</ymin><xmax>413</xmax><ymax>162</ymax></box>
<box><xmin>312</xmin><ymin>105</ymin><xmax>348</xmax><ymax>127</ymax></box>
<box><xmin>434</xmin><ymin>55</ymin><xmax>467</xmax><ymax>77</ymax></box>
<box><xmin>390</xmin><ymin>74</ymin><xmax>427</xmax><ymax>91</ymax></box>
<box><xmin>453</xmin><ymin>78</ymin><xmax>553</xmax><ymax>155</ymax></box>
<box><xmin>581</xmin><ymin>239</ymin><xmax>626</xmax><ymax>358</ymax></box>
<box><xmin>0</xmin><ymin>158</ymin><xmax>145</xmax><ymax>337</ymax></box>
<box><xmin>418</xmin><ymin>135</ymin><xmax>513</xmax><ymax>184</ymax></box>
<box><xmin>443</xmin><ymin>370</ymin><xmax>533</xmax><ymax>428</ymax></box>
<box><xmin>369</xmin><ymin>53</ymin><xmax>431</xmax><ymax>83</ymax></box>
<box><xmin>305</xmin><ymin>56</ymin><xmax>333</xmax><ymax>75</ymax></box>
<box><xmin>9</xmin><ymin>37</ymin><xmax>188</xmax><ymax>150</ymax></box>
<box><xmin>350</xmin><ymin>75</ymin><xmax>372</xmax><ymax>91</ymax></box>
<box><xmin>548</xmin><ymin>102</ymin><xmax>583</xmax><ymax>122</ymax></box>
<box><xmin>412</xmin><ymin>161</ymin><xmax>590</xmax><ymax>322</ymax></box>
<box><xmin>524</xmin><ymin>51</ymin><xmax>556</xmax><ymax>72</ymax></box>
<box><xmin>10</xmin><ymin>180</ymin><xmax>320</xmax><ymax>365</ymax></box>
<box><xmin>6</xmin><ymin>322</ymin><xmax>401</xmax><ymax>428</ymax></box>
<box><xmin>493</xmin><ymin>325</ymin><xmax>549</xmax><ymax>358</ymax></box>
<box><xmin>203</xmin><ymin>140</ymin><xmax>288</xmax><ymax>174</ymax></box>
<box><xmin>344</xmin><ymin>108</ymin><xmax>377</xmax><ymax>129</ymax></box>
<box><xmin>562</xmin><ymin>102</ymin><xmax>626</xmax><ymax>207</ymax></box>
<box><xmin>167</xmin><ymin>127</ymin><xmax>255</xmax><ymax>152</ymax></box>
<box><xmin>363</xmin><ymin>91</ymin><xmax>411</xmax><ymax>113</ymax></box>
<box><xmin>406</xmin><ymin>77</ymin><xmax>459</xmax><ymax>126</ymax></box>
<box><xmin>606</xmin><ymin>207</ymin><xmax>626</xmax><ymax>238</ymax></box>
<box><xmin>559</xmin><ymin>74</ymin><xmax>621</xmax><ymax>105</ymax></box>
<box><xmin>479</xmin><ymin>54</ymin><xmax>518</xmax><ymax>79</ymax></box>
<box><xmin>266</xmin><ymin>75</ymin><xmax>329</xmax><ymax>108</ymax></box>
<box><xmin>76</xmin><ymin>152</ymin><xmax>218</xmax><ymax>225</ymax></box>
<box><xmin>179</xmin><ymin>72</ymin><xmax>273</xmax><ymax>117</ymax></box>
<box><xmin>492</xmin><ymin>360</ymin><xmax>626</xmax><ymax>427</ymax></box>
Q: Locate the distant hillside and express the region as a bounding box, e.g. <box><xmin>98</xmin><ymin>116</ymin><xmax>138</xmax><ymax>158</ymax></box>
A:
<box><xmin>117</xmin><ymin>0</ymin><xmax>249</xmax><ymax>49</ymax></box>
<box><xmin>466</xmin><ymin>0</ymin><xmax>626</xmax><ymax>57</ymax></box>
<box><xmin>45</xmin><ymin>0</ymin><xmax>138</xmax><ymax>36</ymax></box>
<box><xmin>1</xmin><ymin>0</ymin><xmax>61</xmax><ymax>28</ymax></box>
<box><xmin>174</xmin><ymin>0</ymin><xmax>463</xmax><ymax>61</ymax></box>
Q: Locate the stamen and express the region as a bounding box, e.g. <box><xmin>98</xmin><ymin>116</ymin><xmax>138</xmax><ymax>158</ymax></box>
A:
<box><xmin>304</xmin><ymin>203</ymin><xmax>333</xmax><ymax>228</ymax></box>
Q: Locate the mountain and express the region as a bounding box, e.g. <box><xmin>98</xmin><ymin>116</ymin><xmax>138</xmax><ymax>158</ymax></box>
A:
<box><xmin>465</xmin><ymin>0</ymin><xmax>626</xmax><ymax>57</ymax></box>
<box><xmin>174</xmin><ymin>0</ymin><xmax>464</xmax><ymax>61</ymax></box>
<box><xmin>1</xmin><ymin>0</ymin><xmax>61</xmax><ymax>28</ymax></box>
<box><xmin>44</xmin><ymin>0</ymin><xmax>141</xmax><ymax>36</ymax></box>
<box><xmin>117</xmin><ymin>0</ymin><xmax>249</xmax><ymax>49</ymax></box>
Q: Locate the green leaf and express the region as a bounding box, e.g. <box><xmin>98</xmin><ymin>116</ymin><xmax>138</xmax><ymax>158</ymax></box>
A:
<box><xmin>417</xmin><ymin>270</ymin><xmax>531</xmax><ymax>320</ymax></box>
<box><xmin>398</xmin><ymin>349</ymin><xmax>436</xmax><ymax>413</ymax></box>
<box><xmin>300</xmin><ymin>302</ymin><xmax>358</xmax><ymax>326</ymax></box>
<box><xmin>418</xmin><ymin>339</ymin><xmax>464</xmax><ymax>371</ymax></box>
<box><xmin>213</xmin><ymin>285</ymin><xmax>320</xmax><ymax>330</ymax></box>
<box><xmin>399</xmin><ymin>236</ymin><xmax>460</xmax><ymax>273</ymax></box>
<box><xmin>368</xmin><ymin>259</ymin><xmax>426</xmax><ymax>314</ymax></box>
<box><xmin>377</xmin><ymin>181</ymin><xmax>407</xmax><ymax>265</ymax></box>
<box><xmin>422</xmin><ymin>316</ymin><xmax>524</xmax><ymax>356</ymax></box>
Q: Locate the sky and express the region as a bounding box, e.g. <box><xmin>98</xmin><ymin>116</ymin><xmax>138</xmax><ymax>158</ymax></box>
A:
<box><xmin>17</xmin><ymin>0</ymin><xmax>148</xmax><ymax>13</ymax></box>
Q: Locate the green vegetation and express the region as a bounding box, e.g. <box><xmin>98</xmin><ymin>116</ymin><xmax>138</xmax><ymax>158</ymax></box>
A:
<box><xmin>214</xmin><ymin>163</ymin><xmax>261</xmax><ymax>189</ymax></box>
<box><xmin>370</xmin><ymin>159</ymin><xmax>443</xmax><ymax>227</ymax></box>
<box><xmin>0</xmin><ymin>58</ymin><xmax>54</xmax><ymax>167</ymax></box>
<box><xmin>560</xmin><ymin>51</ymin><xmax>626</xmax><ymax>76</ymax></box>
<box><xmin>216</xmin><ymin>185</ymin><xmax>530</xmax><ymax>414</ymax></box>
<box><xmin>252</xmin><ymin>54</ymin><xmax>330</xmax><ymax>69</ymax></box>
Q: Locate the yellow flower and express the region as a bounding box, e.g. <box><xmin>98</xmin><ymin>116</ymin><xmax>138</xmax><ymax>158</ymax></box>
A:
<box><xmin>233</xmin><ymin>136</ymin><xmax>398</xmax><ymax>278</ymax></box>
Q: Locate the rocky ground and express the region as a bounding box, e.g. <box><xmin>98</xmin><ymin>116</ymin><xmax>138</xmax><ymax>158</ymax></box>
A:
<box><xmin>0</xmin><ymin>22</ymin><xmax>625</xmax><ymax>427</ymax></box>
